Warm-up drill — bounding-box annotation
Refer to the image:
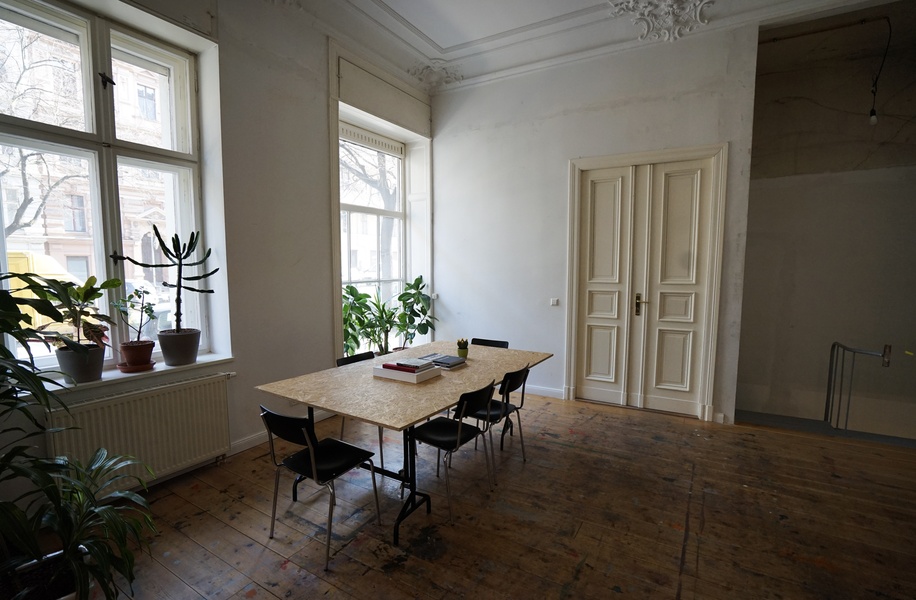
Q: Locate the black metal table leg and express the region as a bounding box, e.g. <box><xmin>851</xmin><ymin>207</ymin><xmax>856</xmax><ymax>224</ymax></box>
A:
<box><xmin>392</xmin><ymin>426</ymin><xmax>430</xmax><ymax>545</ymax></box>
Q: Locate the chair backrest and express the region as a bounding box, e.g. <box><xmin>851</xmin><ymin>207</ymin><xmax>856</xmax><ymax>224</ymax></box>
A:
<box><xmin>470</xmin><ymin>338</ymin><xmax>508</xmax><ymax>348</ymax></box>
<box><xmin>498</xmin><ymin>365</ymin><xmax>529</xmax><ymax>407</ymax></box>
<box><xmin>259</xmin><ymin>405</ymin><xmax>318</xmax><ymax>465</ymax></box>
<box><xmin>453</xmin><ymin>380</ymin><xmax>497</xmax><ymax>423</ymax></box>
<box><xmin>336</xmin><ymin>351</ymin><xmax>374</xmax><ymax>367</ymax></box>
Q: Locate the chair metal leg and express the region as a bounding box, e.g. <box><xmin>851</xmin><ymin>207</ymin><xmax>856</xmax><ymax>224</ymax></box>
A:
<box><xmin>292</xmin><ymin>474</ymin><xmax>306</xmax><ymax>502</ymax></box>
<box><xmin>324</xmin><ymin>482</ymin><xmax>334</xmax><ymax>571</ymax></box>
<box><xmin>500</xmin><ymin>417</ymin><xmax>513</xmax><ymax>448</ymax></box>
<box><xmin>442</xmin><ymin>451</ymin><xmax>453</xmax><ymax>522</ymax></box>
<box><xmin>339</xmin><ymin>416</ymin><xmax>345</xmax><ymax>439</ymax></box>
<box><xmin>514</xmin><ymin>412</ymin><xmax>526</xmax><ymax>462</ymax></box>
<box><xmin>480</xmin><ymin>433</ymin><xmax>494</xmax><ymax>491</ymax></box>
<box><xmin>377</xmin><ymin>426</ymin><xmax>385</xmax><ymax>471</ymax></box>
<box><xmin>270</xmin><ymin>467</ymin><xmax>281</xmax><ymax>538</ymax></box>
<box><xmin>482</xmin><ymin>428</ymin><xmax>498</xmax><ymax>486</ymax></box>
<box><xmin>367</xmin><ymin>460</ymin><xmax>382</xmax><ymax>525</ymax></box>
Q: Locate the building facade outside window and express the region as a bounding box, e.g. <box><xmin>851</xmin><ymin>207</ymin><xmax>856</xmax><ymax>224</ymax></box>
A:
<box><xmin>137</xmin><ymin>83</ymin><xmax>157</xmax><ymax>121</ymax></box>
<box><xmin>62</xmin><ymin>195</ymin><xmax>86</xmax><ymax>232</ymax></box>
<box><xmin>0</xmin><ymin>0</ymin><xmax>208</xmax><ymax>363</ymax></box>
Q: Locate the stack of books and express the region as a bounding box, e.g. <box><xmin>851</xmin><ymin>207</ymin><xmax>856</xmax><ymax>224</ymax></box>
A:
<box><xmin>374</xmin><ymin>358</ymin><xmax>441</xmax><ymax>383</ymax></box>
<box><xmin>381</xmin><ymin>358</ymin><xmax>435</xmax><ymax>373</ymax></box>
<box><xmin>419</xmin><ymin>353</ymin><xmax>467</xmax><ymax>370</ymax></box>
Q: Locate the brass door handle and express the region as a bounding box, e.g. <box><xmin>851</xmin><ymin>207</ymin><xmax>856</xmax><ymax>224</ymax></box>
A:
<box><xmin>635</xmin><ymin>293</ymin><xmax>650</xmax><ymax>316</ymax></box>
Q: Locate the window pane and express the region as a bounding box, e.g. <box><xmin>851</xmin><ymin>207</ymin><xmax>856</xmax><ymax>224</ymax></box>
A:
<box><xmin>111</xmin><ymin>31</ymin><xmax>190</xmax><ymax>152</ymax></box>
<box><xmin>1</xmin><ymin>138</ymin><xmax>100</xmax><ymax>357</ymax></box>
<box><xmin>379</xmin><ymin>215</ymin><xmax>400</xmax><ymax>282</ymax></box>
<box><xmin>339</xmin><ymin>139</ymin><xmax>401</xmax><ymax>211</ymax></box>
<box><xmin>0</xmin><ymin>6</ymin><xmax>88</xmax><ymax>131</ymax></box>
<box><xmin>351</xmin><ymin>213</ymin><xmax>378</xmax><ymax>282</ymax></box>
<box><xmin>117</xmin><ymin>159</ymin><xmax>198</xmax><ymax>331</ymax></box>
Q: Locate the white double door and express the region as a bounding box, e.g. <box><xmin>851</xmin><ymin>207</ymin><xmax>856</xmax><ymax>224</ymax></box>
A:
<box><xmin>573</xmin><ymin>147</ymin><xmax>725</xmax><ymax>419</ymax></box>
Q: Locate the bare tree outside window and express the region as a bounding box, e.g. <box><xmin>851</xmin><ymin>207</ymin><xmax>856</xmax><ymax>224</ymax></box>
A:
<box><xmin>339</xmin><ymin>139</ymin><xmax>403</xmax><ymax>297</ymax></box>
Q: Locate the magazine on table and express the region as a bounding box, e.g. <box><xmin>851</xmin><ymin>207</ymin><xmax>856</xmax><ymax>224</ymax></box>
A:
<box><xmin>419</xmin><ymin>353</ymin><xmax>467</xmax><ymax>369</ymax></box>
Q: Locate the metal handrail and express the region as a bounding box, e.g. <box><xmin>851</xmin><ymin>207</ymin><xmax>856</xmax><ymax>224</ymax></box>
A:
<box><xmin>824</xmin><ymin>342</ymin><xmax>891</xmax><ymax>429</ymax></box>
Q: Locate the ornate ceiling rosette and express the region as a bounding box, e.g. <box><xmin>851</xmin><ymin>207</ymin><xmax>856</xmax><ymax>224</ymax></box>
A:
<box><xmin>609</xmin><ymin>0</ymin><xmax>715</xmax><ymax>42</ymax></box>
<box><xmin>408</xmin><ymin>59</ymin><xmax>463</xmax><ymax>93</ymax></box>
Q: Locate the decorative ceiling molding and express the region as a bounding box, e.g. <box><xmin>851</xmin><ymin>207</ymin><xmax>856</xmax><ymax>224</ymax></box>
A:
<box><xmin>408</xmin><ymin>59</ymin><xmax>463</xmax><ymax>93</ymax></box>
<box><xmin>608</xmin><ymin>0</ymin><xmax>715</xmax><ymax>42</ymax></box>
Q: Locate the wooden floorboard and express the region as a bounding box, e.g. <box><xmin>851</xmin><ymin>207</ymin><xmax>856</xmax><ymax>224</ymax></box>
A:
<box><xmin>118</xmin><ymin>396</ymin><xmax>916</xmax><ymax>599</ymax></box>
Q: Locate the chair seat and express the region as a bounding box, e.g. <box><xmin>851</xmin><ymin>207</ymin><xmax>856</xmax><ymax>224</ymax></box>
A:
<box><xmin>283</xmin><ymin>438</ymin><xmax>374</xmax><ymax>484</ymax></box>
<box><xmin>470</xmin><ymin>399</ymin><xmax>518</xmax><ymax>423</ymax></box>
<box><xmin>412</xmin><ymin>416</ymin><xmax>482</xmax><ymax>451</ymax></box>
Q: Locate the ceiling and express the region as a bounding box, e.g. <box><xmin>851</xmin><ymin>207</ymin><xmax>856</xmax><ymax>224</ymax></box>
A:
<box><xmin>295</xmin><ymin>0</ymin><xmax>895</xmax><ymax>92</ymax></box>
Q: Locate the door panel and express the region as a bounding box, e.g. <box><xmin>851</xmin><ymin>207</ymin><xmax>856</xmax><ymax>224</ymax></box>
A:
<box><xmin>575</xmin><ymin>153</ymin><xmax>720</xmax><ymax>418</ymax></box>
<box><xmin>641</xmin><ymin>158</ymin><xmax>713</xmax><ymax>416</ymax></box>
<box><xmin>576</xmin><ymin>166</ymin><xmax>632</xmax><ymax>404</ymax></box>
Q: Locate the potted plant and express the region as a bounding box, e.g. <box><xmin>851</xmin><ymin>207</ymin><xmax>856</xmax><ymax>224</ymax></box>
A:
<box><xmin>342</xmin><ymin>284</ymin><xmax>369</xmax><ymax>357</ymax></box>
<box><xmin>342</xmin><ymin>276</ymin><xmax>436</xmax><ymax>356</ymax></box>
<box><xmin>35</xmin><ymin>275</ymin><xmax>121</xmax><ymax>383</ymax></box>
<box><xmin>0</xmin><ymin>272</ymin><xmax>155</xmax><ymax>600</ymax></box>
<box><xmin>111</xmin><ymin>288</ymin><xmax>157</xmax><ymax>372</ymax></box>
<box><xmin>110</xmin><ymin>225</ymin><xmax>219</xmax><ymax>366</ymax></box>
<box><xmin>396</xmin><ymin>275</ymin><xmax>436</xmax><ymax>347</ymax></box>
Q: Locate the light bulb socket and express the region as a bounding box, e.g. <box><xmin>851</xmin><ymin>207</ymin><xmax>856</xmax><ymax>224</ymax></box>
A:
<box><xmin>869</xmin><ymin>108</ymin><xmax>878</xmax><ymax>125</ymax></box>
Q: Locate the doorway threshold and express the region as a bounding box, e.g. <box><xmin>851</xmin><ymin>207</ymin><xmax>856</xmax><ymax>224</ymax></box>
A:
<box><xmin>735</xmin><ymin>410</ymin><xmax>916</xmax><ymax>449</ymax></box>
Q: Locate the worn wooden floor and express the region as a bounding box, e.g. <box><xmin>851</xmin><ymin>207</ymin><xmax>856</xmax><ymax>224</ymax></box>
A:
<box><xmin>122</xmin><ymin>396</ymin><xmax>916</xmax><ymax>599</ymax></box>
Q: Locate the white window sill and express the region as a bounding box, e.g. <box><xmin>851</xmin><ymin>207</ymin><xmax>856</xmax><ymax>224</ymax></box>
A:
<box><xmin>50</xmin><ymin>352</ymin><xmax>236</xmax><ymax>397</ymax></box>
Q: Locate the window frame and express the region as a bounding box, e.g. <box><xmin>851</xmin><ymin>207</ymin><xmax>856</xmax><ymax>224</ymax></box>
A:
<box><xmin>339</xmin><ymin>122</ymin><xmax>407</xmax><ymax>296</ymax></box>
<box><xmin>0</xmin><ymin>0</ymin><xmax>222</xmax><ymax>374</ymax></box>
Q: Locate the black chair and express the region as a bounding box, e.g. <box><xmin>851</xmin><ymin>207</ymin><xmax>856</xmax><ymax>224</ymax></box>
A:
<box><xmin>470</xmin><ymin>337</ymin><xmax>509</xmax><ymax>349</ymax></box>
<box><xmin>471</xmin><ymin>365</ymin><xmax>530</xmax><ymax>464</ymax></box>
<box><xmin>410</xmin><ymin>381</ymin><xmax>495</xmax><ymax>521</ymax></box>
<box><xmin>260</xmin><ymin>405</ymin><xmax>381</xmax><ymax>571</ymax></box>
<box><xmin>336</xmin><ymin>351</ymin><xmax>386</xmax><ymax>470</ymax></box>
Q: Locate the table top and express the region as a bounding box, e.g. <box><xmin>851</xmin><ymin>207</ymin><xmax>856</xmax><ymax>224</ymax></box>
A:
<box><xmin>256</xmin><ymin>340</ymin><xmax>552</xmax><ymax>431</ymax></box>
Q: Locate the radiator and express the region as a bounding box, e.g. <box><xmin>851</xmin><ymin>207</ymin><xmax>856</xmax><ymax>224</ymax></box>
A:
<box><xmin>47</xmin><ymin>374</ymin><xmax>231</xmax><ymax>489</ymax></box>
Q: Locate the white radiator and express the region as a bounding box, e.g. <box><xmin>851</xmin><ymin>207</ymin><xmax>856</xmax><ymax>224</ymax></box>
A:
<box><xmin>47</xmin><ymin>374</ymin><xmax>231</xmax><ymax>488</ymax></box>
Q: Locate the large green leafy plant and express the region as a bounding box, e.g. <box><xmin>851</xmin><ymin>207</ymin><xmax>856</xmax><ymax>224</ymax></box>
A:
<box><xmin>396</xmin><ymin>276</ymin><xmax>436</xmax><ymax>346</ymax></box>
<box><xmin>342</xmin><ymin>275</ymin><xmax>435</xmax><ymax>356</ymax></box>
<box><xmin>34</xmin><ymin>276</ymin><xmax>121</xmax><ymax>350</ymax></box>
<box><xmin>0</xmin><ymin>272</ymin><xmax>155</xmax><ymax>600</ymax></box>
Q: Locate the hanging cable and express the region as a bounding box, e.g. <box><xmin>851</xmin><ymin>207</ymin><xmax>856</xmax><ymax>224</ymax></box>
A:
<box><xmin>869</xmin><ymin>17</ymin><xmax>892</xmax><ymax>125</ymax></box>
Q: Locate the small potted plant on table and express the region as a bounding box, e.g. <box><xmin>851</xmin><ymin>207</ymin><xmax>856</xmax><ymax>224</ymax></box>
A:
<box><xmin>110</xmin><ymin>225</ymin><xmax>219</xmax><ymax>366</ymax></box>
<box><xmin>112</xmin><ymin>287</ymin><xmax>157</xmax><ymax>372</ymax></box>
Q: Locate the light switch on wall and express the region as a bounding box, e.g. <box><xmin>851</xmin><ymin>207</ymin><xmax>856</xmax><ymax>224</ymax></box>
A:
<box><xmin>549</xmin><ymin>298</ymin><xmax>559</xmax><ymax>306</ymax></box>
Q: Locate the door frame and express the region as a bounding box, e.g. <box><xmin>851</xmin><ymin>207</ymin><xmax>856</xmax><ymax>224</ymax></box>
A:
<box><xmin>564</xmin><ymin>143</ymin><xmax>728</xmax><ymax>420</ymax></box>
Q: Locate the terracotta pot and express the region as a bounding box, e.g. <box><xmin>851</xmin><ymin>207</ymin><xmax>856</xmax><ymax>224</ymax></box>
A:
<box><xmin>55</xmin><ymin>345</ymin><xmax>105</xmax><ymax>383</ymax></box>
<box><xmin>157</xmin><ymin>328</ymin><xmax>201</xmax><ymax>366</ymax></box>
<box><xmin>119</xmin><ymin>340</ymin><xmax>155</xmax><ymax>371</ymax></box>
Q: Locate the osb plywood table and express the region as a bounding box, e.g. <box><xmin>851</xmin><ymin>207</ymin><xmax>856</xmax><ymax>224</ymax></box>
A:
<box><xmin>257</xmin><ymin>340</ymin><xmax>552</xmax><ymax>544</ymax></box>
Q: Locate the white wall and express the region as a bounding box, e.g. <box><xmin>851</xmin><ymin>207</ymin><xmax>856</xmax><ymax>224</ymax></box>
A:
<box><xmin>217</xmin><ymin>1</ymin><xmax>338</xmax><ymax>448</ymax></box>
<box><xmin>430</xmin><ymin>27</ymin><xmax>760</xmax><ymax>421</ymax></box>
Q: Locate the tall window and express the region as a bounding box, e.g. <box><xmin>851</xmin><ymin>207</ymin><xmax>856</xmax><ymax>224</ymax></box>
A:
<box><xmin>339</xmin><ymin>124</ymin><xmax>405</xmax><ymax>306</ymax></box>
<box><xmin>0</xmin><ymin>0</ymin><xmax>205</xmax><ymax>362</ymax></box>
